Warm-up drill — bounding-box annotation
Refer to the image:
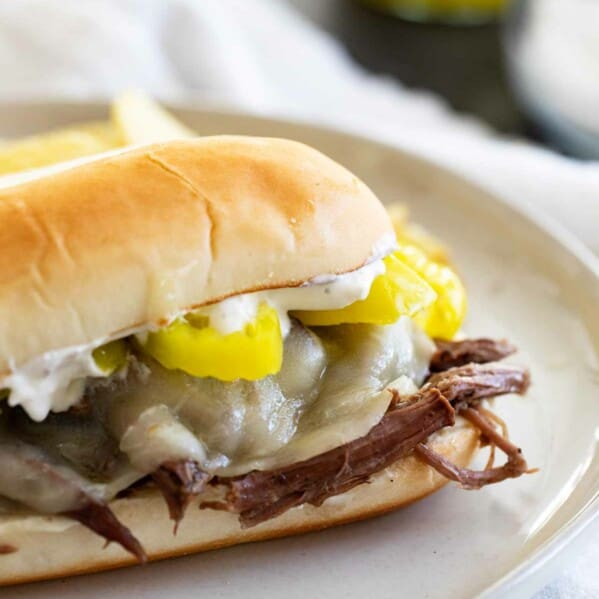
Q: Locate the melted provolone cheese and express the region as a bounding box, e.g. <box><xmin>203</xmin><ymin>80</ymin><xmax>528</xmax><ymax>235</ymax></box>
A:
<box><xmin>119</xmin><ymin>405</ymin><xmax>208</xmax><ymax>472</ymax></box>
<box><xmin>96</xmin><ymin>318</ymin><xmax>434</xmax><ymax>480</ymax></box>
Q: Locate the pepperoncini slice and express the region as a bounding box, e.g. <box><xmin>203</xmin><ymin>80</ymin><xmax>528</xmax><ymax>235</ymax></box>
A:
<box><xmin>293</xmin><ymin>252</ymin><xmax>437</xmax><ymax>326</ymax></box>
<box><xmin>92</xmin><ymin>339</ymin><xmax>129</xmax><ymax>374</ymax></box>
<box><xmin>396</xmin><ymin>244</ymin><xmax>467</xmax><ymax>340</ymax></box>
<box><xmin>142</xmin><ymin>303</ymin><xmax>283</xmax><ymax>382</ymax></box>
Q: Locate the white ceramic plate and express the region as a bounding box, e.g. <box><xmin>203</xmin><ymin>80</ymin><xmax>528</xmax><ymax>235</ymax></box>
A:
<box><xmin>0</xmin><ymin>102</ymin><xmax>597</xmax><ymax>598</ymax></box>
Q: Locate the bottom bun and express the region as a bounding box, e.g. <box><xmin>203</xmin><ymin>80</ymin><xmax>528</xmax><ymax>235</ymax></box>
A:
<box><xmin>0</xmin><ymin>424</ymin><xmax>479</xmax><ymax>586</ymax></box>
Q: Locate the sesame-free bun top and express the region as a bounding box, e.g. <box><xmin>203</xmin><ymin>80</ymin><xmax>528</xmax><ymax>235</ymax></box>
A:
<box><xmin>0</xmin><ymin>136</ymin><xmax>393</xmax><ymax>372</ymax></box>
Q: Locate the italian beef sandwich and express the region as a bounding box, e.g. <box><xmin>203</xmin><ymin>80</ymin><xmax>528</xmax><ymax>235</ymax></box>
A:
<box><xmin>0</xmin><ymin>137</ymin><xmax>531</xmax><ymax>584</ymax></box>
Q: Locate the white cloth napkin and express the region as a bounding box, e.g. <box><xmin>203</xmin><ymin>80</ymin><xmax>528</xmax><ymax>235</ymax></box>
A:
<box><xmin>0</xmin><ymin>1</ymin><xmax>596</xmax><ymax>596</ymax></box>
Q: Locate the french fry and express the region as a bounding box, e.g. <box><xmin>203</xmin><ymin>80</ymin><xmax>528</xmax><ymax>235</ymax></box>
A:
<box><xmin>0</xmin><ymin>122</ymin><xmax>122</xmax><ymax>175</ymax></box>
<box><xmin>111</xmin><ymin>90</ymin><xmax>196</xmax><ymax>145</ymax></box>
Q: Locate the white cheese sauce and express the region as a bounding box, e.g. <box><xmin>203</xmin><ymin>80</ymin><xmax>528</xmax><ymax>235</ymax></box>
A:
<box><xmin>199</xmin><ymin>256</ymin><xmax>386</xmax><ymax>337</ymax></box>
<box><xmin>0</xmin><ymin>251</ymin><xmax>392</xmax><ymax>422</ymax></box>
<box><xmin>3</xmin><ymin>346</ymin><xmax>103</xmax><ymax>423</ymax></box>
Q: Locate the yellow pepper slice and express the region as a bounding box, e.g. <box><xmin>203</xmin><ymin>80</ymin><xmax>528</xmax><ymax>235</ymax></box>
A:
<box><xmin>142</xmin><ymin>303</ymin><xmax>283</xmax><ymax>382</ymax></box>
<box><xmin>92</xmin><ymin>339</ymin><xmax>129</xmax><ymax>374</ymax></box>
<box><xmin>293</xmin><ymin>252</ymin><xmax>437</xmax><ymax>326</ymax></box>
<box><xmin>396</xmin><ymin>245</ymin><xmax>467</xmax><ymax>340</ymax></box>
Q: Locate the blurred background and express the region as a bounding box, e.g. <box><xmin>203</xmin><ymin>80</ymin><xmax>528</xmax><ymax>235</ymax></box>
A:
<box><xmin>1</xmin><ymin>0</ymin><xmax>598</xmax><ymax>160</ymax></box>
<box><xmin>292</xmin><ymin>0</ymin><xmax>523</xmax><ymax>134</ymax></box>
<box><xmin>290</xmin><ymin>0</ymin><xmax>599</xmax><ymax>159</ymax></box>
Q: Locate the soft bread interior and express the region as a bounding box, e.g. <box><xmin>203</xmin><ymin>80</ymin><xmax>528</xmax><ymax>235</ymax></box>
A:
<box><xmin>0</xmin><ymin>425</ymin><xmax>479</xmax><ymax>586</ymax></box>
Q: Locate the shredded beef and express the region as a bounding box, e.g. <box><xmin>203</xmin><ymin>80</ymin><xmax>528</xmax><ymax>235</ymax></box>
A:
<box><xmin>66</xmin><ymin>500</ymin><xmax>146</xmax><ymax>563</ymax></box>
<box><xmin>204</xmin><ymin>388</ymin><xmax>454</xmax><ymax>527</ymax></box>
<box><xmin>430</xmin><ymin>338</ymin><xmax>516</xmax><ymax>372</ymax></box>
<box><xmin>426</xmin><ymin>363</ymin><xmax>530</xmax><ymax>407</ymax></box>
<box><xmin>152</xmin><ymin>460</ymin><xmax>210</xmax><ymax>529</ymax></box>
<box><xmin>205</xmin><ymin>362</ymin><xmax>530</xmax><ymax>527</ymax></box>
<box><xmin>0</xmin><ymin>335</ymin><xmax>530</xmax><ymax>555</ymax></box>
<box><xmin>415</xmin><ymin>407</ymin><xmax>531</xmax><ymax>489</ymax></box>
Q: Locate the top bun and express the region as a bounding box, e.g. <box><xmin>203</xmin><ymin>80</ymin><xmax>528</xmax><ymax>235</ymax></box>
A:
<box><xmin>0</xmin><ymin>136</ymin><xmax>393</xmax><ymax>372</ymax></box>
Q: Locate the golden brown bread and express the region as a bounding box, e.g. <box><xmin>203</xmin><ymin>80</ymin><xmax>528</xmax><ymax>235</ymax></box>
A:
<box><xmin>0</xmin><ymin>425</ymin><xmax>478</xmax><ymax>586</ymax></box>
<box><xmin>0</xmin><ymin>136</ymin><xmax>393</xmax><ymax>373</ymax></box>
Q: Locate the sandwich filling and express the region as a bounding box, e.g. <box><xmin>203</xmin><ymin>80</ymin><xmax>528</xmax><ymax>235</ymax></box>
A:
<box><xmin>2</xmin><ymin>245</ymin><xmax>394</xmax><ymax>422</ymax></box>
<box><xmin>0</xmin><ymin>241</ymin><xmax>531</xmax><ymax>562</ymax></box>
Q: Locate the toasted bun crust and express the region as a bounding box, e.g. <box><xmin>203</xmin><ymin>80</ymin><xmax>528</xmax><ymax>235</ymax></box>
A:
<box><xmin>0</xmin><ymin>137</ymin><xmax>392</xmax><ymax>372</ymax></box>
<box><xmin>0</xmin><ymin>425</ymin><xmax>478</xmax><ymax>586</ymax></box>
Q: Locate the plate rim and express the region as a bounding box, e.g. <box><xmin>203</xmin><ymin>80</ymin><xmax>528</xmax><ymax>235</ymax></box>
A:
<box><xmin>0</xmin><ymin>98</ymin><xmax>597</xmax><ymax>596</ymax></box>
